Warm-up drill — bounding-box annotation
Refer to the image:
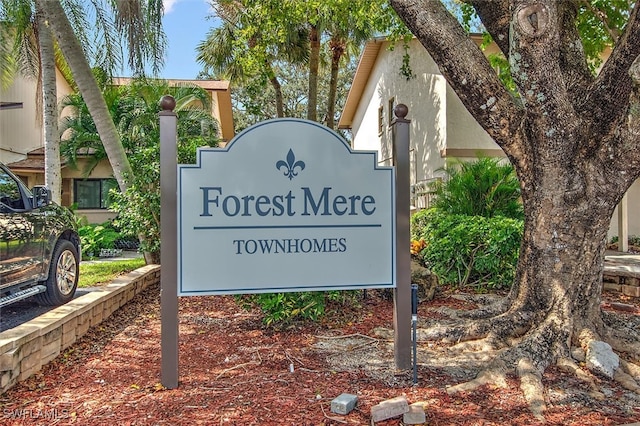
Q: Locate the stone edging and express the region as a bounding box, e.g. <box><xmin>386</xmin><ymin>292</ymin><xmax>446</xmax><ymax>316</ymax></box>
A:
<box><xmin>0</xmin><ymin>265</ymin><xmax>161</xmax><ymax>395</ymax></box>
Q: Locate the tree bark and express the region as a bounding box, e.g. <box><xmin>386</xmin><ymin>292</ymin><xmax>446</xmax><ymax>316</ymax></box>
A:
<box><xmin>35</xmin><ymin>6</ymin><xmax>62</xmax><ymax>204</ymax></box>
<box><xmin>37</xmin><ymin>0</ymin><xmax>133</xmax><ymax>193</ymax></box>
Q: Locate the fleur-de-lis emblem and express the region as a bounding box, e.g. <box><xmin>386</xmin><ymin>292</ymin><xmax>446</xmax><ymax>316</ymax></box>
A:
<box><xmin>276</xmin><ymin>149</ymin><xmax>306</xmax><ymax>180</ymax></box>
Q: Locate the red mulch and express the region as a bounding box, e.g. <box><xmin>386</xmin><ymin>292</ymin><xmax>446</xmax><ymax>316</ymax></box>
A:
<box><xmin>1</xmin><ymin>284</ymin><xmax>638</xmax><ymax>426</ymax></box>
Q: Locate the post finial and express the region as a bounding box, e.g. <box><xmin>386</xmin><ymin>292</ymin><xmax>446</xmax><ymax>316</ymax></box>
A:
<box><xmin>160</xmin><ymin>95</ymin><xmax>176</xmax><ymax>112</ymax></box>
<box><xmin>394</xmin><ymin>103</ymin><xmax>408</xmax><ymax>119</ymax></box>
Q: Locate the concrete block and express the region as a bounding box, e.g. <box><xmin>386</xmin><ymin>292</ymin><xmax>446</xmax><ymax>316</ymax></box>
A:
<box><xmin>621</xmin><ymin>285</ymin><xmax>640</xmax><ymax>298</ymax></box>
<box><xmin>0</xmin><ymin>347</ymin><xmax>21</xmax><ymax>371</ymax></box>
<box><xmin>403</xmin><ymin>404</ymin><xmax>426</xmax><ymax>424</ymax></box>
<box><xmin>371</xmin><ymin>396</ymin><xmax>409</xmax><ymax>422</ymax></box>
<box><xmin>18</xmin><ymin>364</ymin><xmax>40</xmax><ymax>382</ymax></box>
<box><xmin>21</xmin><ymin>337</ymin><xmax>42</xmax><ymax>357</ymax></box>
<box><xmin>20</xmin><ymin>351</ymin><xmax>42</xmax><ymax>375</ymax></box>
<box><xmin>331</xmin><ymin>393</ymin><xmax>358</xmax><ymax>415</ymax></box>
<box><xmin>62</xmin><ymin>329</ymin><xmax>76</xmax><ymax>349</ymax></box>
<box><xmin>1</xmin><ymin>366</ymin><xmax>19</xmax><ymax>390</ymax></box>
<box><xmin>41</xmin><ymin>339</ymin><xmax>61</xmax><ymax>364</ymax></box>
<box><xmin>42</xmin><ymin>328</ymin><xmax>61</xmax><ymax>346</ymax></box>
<box><xmin>602</xmin><ymin>282</ymin><xmax>621</xmax><ymax>292</ymax></box>
<box><xmin>91</xmin><ymin>305</ymin><xmax>104</xmax><ymax>326</ymax></box>
<box><xmin>76</xmin><ymin>318</ymin><xmax>90</xmax><ymax>337</ymax></box>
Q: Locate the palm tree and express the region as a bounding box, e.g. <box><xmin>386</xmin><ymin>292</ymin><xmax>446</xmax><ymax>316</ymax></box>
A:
<box><xmin>34</xmin><ymin>0</ymin><xmax>166</xmax><ymax>194</ymax></box>
<box><xmin>1</xmin><ymin>0</ymin><xmax>64</xmax><ymax>201</ymax></box>
<box><xmin>35</xmin><ymin>4</ymin><xmax>62</xmax><ymax>202</ymax></box>
<box><xmin>197</xmin><ymin>1</ymin><xmax>308</xmax><ymax>119</ymax></box>
<box><xmin>103</xmin><ymin>78</ymin><xmax>219</xmax><ymax>263</ymax></box>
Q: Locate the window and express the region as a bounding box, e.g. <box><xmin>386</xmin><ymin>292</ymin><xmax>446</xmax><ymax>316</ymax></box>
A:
<box><xmin>73</xmin><ymin>179</ymin><xmax>117</xmax><ymax>209</ymax></box>
<box><xmin>378</xmin><ymin>105</ymin><xmax>384</xmax><ymax>135</ymax></box>
<box><xmin>0</xmin><ymin>169</ymin><xmax>25</xmax><ymax>210</ymax></box>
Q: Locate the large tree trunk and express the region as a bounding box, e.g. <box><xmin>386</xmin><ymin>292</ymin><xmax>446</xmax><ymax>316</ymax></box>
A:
<box><xmin>390</xmin><ymin>0</ymin><xmax>640</xmax><ymax>418</ymax></box>
<box><xmin>35</xmin><ymin>6</ymin><xmax>62</xmax><ymax>204</ymax></box>
<box><xmin>36</xmin><ymin>0</ymin><xmax>133</xmax><ymax>193</ymax></box>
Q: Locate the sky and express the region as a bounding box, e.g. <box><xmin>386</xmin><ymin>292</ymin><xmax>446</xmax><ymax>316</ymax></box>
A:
<box><xmin>155</xmin><ymin>0</ymin><xmax>216</xmax><ymax>79</ymax></box>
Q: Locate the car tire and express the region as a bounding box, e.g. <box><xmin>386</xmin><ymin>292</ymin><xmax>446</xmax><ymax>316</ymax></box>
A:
<box><xmin>35</xmin><ymin>239</ymin><xmax>79</xmax><ymax>306</ymax></box>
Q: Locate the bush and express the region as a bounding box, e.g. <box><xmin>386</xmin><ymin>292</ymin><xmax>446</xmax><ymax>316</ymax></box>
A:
<box><xmin>78</xmin><ymin>222</ymin><xmax>121</xmax><ymax>259</ymax></box>
<box><xmin>238</xmin><ymin>291</ymin><xmax>355</xmax><ymax>327</ymax></box>
<box><xmin>429</xmin><ymin>156</ymin><xmax>523</xmax><ymax>219</ymax></box>
<box><xmin>411</xmin><ymin>209</ymin><xmax>523</xmax><ymax>291</ymax></box>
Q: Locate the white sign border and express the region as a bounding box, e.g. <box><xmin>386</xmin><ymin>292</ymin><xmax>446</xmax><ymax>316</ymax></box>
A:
<box><xmin>177</xmin><ymin>118</ymin><xmax>396</xmax><ymax>296</ymax></box>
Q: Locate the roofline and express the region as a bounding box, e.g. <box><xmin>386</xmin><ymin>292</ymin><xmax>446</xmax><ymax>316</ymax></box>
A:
<box><xmin>337</xmin><ymin>38</ymin><xmax>385</xmax><ymax>130</ymax></box>
<box><xmin>337</xmin><ymin>34</ymin><xmax>489</xmax><ymax>130</ymax></box>
<box><xmin>110</xmin><ymin>77</ymin><xmax>235</xmax><ymax>141</ymax></box>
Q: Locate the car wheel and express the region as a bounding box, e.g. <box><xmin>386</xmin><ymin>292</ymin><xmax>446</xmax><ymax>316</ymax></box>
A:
<box><xmin>35</xmin><ymin>240</ymin><xmax>79</xmax><ymax>306</ymax></box>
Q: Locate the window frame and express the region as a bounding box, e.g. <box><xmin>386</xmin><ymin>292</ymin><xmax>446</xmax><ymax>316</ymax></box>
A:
<box><xmin>73</xmin><ymin>178</ymin><xmax>117</xmax><ymax>210</ymax></box>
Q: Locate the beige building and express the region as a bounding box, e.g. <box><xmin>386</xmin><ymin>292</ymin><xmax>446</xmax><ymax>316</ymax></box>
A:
<box><xmin>338</xmin><ymin>37</ymin><xmax>638</xmax><ymax>244</ymax></box>
<box><xmin>1</xmin><ymin>74</ymin><xmax>234</xmax><ymax>224</ymax></box>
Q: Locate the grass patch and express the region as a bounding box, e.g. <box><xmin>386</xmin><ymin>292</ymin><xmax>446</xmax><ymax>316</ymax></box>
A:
<box><xmin>79</xmin><ymin>258</ymin><xmax>146</xmax><ymax>288</ymax></box>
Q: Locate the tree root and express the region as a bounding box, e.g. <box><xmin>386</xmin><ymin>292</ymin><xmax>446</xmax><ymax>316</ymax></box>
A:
<box><xmin>416</xmin><ymin>298</ymin><xmax>640</xmax><ymax>422</ymax></box>
<box><xmin>614</xmin><ymin>369</ymin><xmax>640</xmax><ymax>394</ymax></box>
<box><xmin>446</xmin><ymin>366</ymin><xmax>507</xmax><ymax>394</ymax></box>
<box><xmin>418</xmin><ymin>310</ymin><xmax>531</xmax><ymax>344</ymax></box>
<box><xmin>556</xmin><ymin>356</ymin><xmax>605</xmax><ymax>400</ymax></box>
<box><xmin>517</xmin><ymin>358</ymin><xmax>546</xmax><ymax>422</ymax></box>
<box><xmin>605</xmin><ymin>335</ymin><xmax>640</xmax><ymax>360</ymax></box>
<box><xmin>620</xmin><ymin>358</ymin><xmax>640</xmax><ymax>381</ymax></box>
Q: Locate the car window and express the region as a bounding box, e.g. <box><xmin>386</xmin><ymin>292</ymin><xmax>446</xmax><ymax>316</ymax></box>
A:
<box><xmin>0</xmin><ymin>169</ymin><xmax>25</xmax><ymax>210</ymax></box>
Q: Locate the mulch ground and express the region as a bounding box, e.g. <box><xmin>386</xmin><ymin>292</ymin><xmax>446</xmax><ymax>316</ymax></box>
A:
<box><xmin>1</xmin><ymin>283</ymin><xmax>639</xmax><ymax>425</ymax></box>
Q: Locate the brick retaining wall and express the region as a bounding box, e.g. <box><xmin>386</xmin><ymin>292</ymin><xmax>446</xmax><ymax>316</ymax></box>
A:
<box><xmin>603</xmin><ymin>265</ymin><xmax>640</xmax><ymax>298</ymax></box>
<box><xmin>0</xmin><ymin>265</ymin><xmax>160</xmax><ymax>395</ymax></box>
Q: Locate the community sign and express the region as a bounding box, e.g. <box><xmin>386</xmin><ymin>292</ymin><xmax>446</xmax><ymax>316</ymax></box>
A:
<box><xmin>177</xmin><ymin>118</ymin><xmax>395</xmax><ymax>296</ymax></box>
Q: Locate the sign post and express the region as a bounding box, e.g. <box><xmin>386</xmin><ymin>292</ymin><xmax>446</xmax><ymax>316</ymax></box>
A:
<box><xmin>159</xmin><ymin>96</ymin><xmax>179</xmax><ymax>389</ymax></box>
<box><xmin>392</xmin><ymin>104</ymin><xmax>412</xmax><ymax>370</ymax></box>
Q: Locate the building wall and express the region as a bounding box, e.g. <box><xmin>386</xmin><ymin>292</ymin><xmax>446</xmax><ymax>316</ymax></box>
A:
<box><xmin>610</xmin><ymin>182</ymin><xmax>640</xmax><ymax>240</ymax></box>
<box><xmin>350</xmin><ymin>38</ymin><xmax>498</xmax><ymax>191</ymax></box>
<box><xmin>348</xmin><ymin>38</ymin><xmax>639</xmax><ymax>241</ymax></box>
<box><xmin>0</xmin><ymin>70</ymin><xmax>73</xmax><ymax>164</ymax></box>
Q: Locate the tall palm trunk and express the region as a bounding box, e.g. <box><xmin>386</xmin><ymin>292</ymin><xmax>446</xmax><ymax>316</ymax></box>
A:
<box><xmin>35</xmin><ymin>7</ymin><xmax>61</xmax><ymax>204</ymax></box>
<box><xmin>266</xmin><ymin>65</ymin><xmax>284</xmax><ymax>117</ymax></box>
<box><xmin>307</xmin><ymin>24</ymin><xmax>320</xmax><ymax>122</ymax></box>
<box><xmin>326</xmin><ymin>37</ymin><xmax>345</xmax><ymax>129</ymax></box>
<box><xmin>36</xmin><ymin>0</ymin><xmax>133</xmax><ymax>193</ymax></box>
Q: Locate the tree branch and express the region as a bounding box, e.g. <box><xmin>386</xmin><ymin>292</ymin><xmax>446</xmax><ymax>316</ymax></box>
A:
<box><xmin>389</xmin><ymin>0</ymin><xmax>524</xmax><ymax>161</ymax></box>
<box><xmin>467</xmin><ymin>0</ymin><xmax>511</xmax><ymax>56</ymax></box>
<box><xmin>586</xmin><ymin>2</ymin><xmax>640</xmax><ymax>141</ymax></box>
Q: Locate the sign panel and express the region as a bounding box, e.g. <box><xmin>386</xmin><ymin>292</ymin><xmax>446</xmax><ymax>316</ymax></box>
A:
<box><xmin>178</xmin><ymin>118</ymin><xmax>395</xmax><ymax>295</ymax></box>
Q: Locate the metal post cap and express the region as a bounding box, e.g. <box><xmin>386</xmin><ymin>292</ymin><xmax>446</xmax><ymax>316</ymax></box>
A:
<box><xmin>160</xmin><ymin>95</ymin><xmax>176</xmax><ymax>112</ymax></box>
<box><xmin>394</xmin><ymin>104</ymin><xmax>408</xmax><ymax>119</ymax></box>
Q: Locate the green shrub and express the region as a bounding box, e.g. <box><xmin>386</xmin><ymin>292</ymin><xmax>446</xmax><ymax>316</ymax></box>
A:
<box><xmin>610</xmin><ymin>235</ymin><xmax>640</xmax><ymax>246</ymax></box>
<box><xmin>411</xmin><ymin>209</ymin><xmax>523</xmax><ymax>291</ymax></box>
<box><xmin>77</xmin><ymin>222</ymin><xmax>121</xmax><ymax>259</ymax></box>
<box><xmin>238</xmin><ymin>291</ymin><xmax>355</xmax><ymax>327</ymax></box>
<box><xmin>430</xmin><ymin>156</ymin><xmax>523</xmax><ymax>219</ymax></box>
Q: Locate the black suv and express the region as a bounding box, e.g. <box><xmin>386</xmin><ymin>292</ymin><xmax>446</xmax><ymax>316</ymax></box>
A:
<box><xmin>0</xmin><ymin>162</ymin><xmax>80</xmax><ymax>308</ymax></box>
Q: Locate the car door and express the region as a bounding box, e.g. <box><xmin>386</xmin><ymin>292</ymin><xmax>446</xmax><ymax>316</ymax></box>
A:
<box><xmin>0</xmin><ymin>166</ymin><xmax>45</xmax><ymax>290</ymax></box>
